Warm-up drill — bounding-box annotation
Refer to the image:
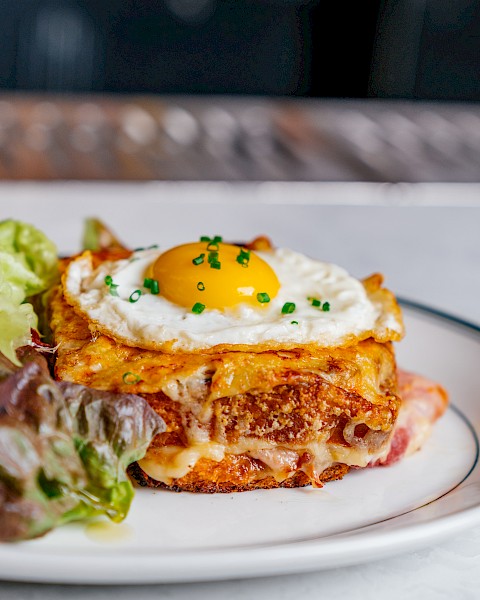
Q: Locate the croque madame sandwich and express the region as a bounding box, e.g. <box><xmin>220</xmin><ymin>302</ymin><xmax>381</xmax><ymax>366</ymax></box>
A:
<box><xmin>49</xmin><ymin>236</ymin><xmax>448</xmax><ymax>493</ymax></box>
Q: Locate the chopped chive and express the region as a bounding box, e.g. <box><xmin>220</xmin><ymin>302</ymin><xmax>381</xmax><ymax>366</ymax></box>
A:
<box><xmin>144</xmin><ymin>277</ymin><xmax>153</xmax><ymax>289</ymax></box>
<box><xmin>197</xmin><ymin>281</ymin><xmax>205</xmax><ymax>291</ymax></box>
<box><xmin>208</xmin><ymin>250</ymin><xmax>221</xmax><ymax>269</ymax></box>
<box><xmin>105</xmin><ymin>275</ymin><xmax>119</xmax><ymax>296</ymax></box>
<box><xmin>192</xmin><ymin>253</ymin><xmax>205</xmax><ymax>265</ymax></box>
<box><xmin>150</xmin><ymin>280</ymin><xmax>160</xmax><ymax>295</ymax></box>
<box><xmin>322</xmin><ymin>302</ymin><xmax>331</xmax><ymax>312</ymax></box>
<box><xmin>200</xmin><ymin>235</ymin><xmax>222</xmax><ymax>244</ymax></box>
<box><xmin>308</xmin><ymin>297</ymin><xmax>321</xmax><ymax>307</ymax></box>
<box><xmin>281</xmin><ymin>302</ymin><xmax>296</xmax><ymax>314</ymax></box>
<box><xmin>192</xmin><ymin>302</ymin><xmax>205</xmax><ymax>314</ymax></box>
<box><xmin>133</xmin><ymin>247</ymin><xmax>145</xmax><ymax>252</ymax></box>
<box><xmin>147</xmin><ymin>244</ymin><xmax>159</xmax><ymax>249</ymax></box>
<box><xmin>129</xmin><ymin>290</ymin><xmax>142</xmax><ymax>303</ymax></box>
<box><xmin>291</xmin><ymin>320</ymin><xmax>299</xmax><ymax>325</ymax></box>
<box><xmin>236</xmin><ymin>248</ymin><xmax>250</xmax><ymax>268</ymax></box>
<box><xmin>123</xmin><ymin>371</ymin><xmax>141</xmax><ymax>385</ymax></box>
<box><xmin>257</xmin><ymin>292</ymin><xmax>270</xmax><ymax>304</ymax></box>
<box><xmin>236</xmin><ymin>257</ymin><xmax>249</xmax><ymax>267</ymax></box>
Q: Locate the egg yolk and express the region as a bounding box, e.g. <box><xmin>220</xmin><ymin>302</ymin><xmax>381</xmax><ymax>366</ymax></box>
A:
<box><xmin>149</xmin><ymin>242</ymin><xmax>280</xmax><ymax>310</ymax></box>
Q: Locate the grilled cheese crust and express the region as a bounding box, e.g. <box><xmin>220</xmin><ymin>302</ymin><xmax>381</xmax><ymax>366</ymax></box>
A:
<box><xmin>50</xmin><ymin>266</ymin><xmax>402</xmax><ymax>492</ymax></box>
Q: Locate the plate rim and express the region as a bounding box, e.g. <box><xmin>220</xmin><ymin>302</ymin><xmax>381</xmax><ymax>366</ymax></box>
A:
<box><xmin>1</xmin><ymin>299</ymin><xmax>480</xmax><ymax>584</ymax></box>
<box><xmin>398</xmin><ymin>297</ymin><xmax>480</xmax><ymax>336</ymax></box>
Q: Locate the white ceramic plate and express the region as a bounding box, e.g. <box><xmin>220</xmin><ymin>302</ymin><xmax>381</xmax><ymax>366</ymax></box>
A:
<box><xmin>0</xmin><ymin>301</ymin><xmax>479</xmax><ymax>584</ymax></box>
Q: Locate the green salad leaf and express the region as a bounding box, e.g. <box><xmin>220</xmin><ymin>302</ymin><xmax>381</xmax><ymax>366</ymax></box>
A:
<box><xmin>0</xmin><ymin>347</ymin><xmax>166</xmax><ymax>542</ymax></box>
<box><xmin>82</xmin><ymin>218</ymin><xmax>126</xmax><ymax>252</ymax></box>
<box><xmin>58</xmin><ymin>380</ymin><xmax>164</xmax><ymax>524</ymax></box>
<box><xmin>0</xmin><ymin>219</ymin><xmax>58</xmax><ymax>296</ymax></box>
<box><xmin>0</xmin><ymin>220</ymin><xmax>59</xmax><ymax>364</ymax></box>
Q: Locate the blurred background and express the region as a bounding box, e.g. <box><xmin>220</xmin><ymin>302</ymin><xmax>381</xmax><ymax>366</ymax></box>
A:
<box><xmin>0</xmin><ymin>0</ymin><xmax>479</xmax><ymax>181</ymax></box>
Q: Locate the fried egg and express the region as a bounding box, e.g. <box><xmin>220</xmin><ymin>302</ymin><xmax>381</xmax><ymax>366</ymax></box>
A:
<box><xmin>63</xmin><ymin>239</ymin><xmax>403</xmax><ymax>352</ymax></box>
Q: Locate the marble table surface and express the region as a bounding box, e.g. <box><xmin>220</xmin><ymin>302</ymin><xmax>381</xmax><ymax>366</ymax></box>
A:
<box><xmin>1</xmin><ymin>181</ymin><xmax>479</xmax><ymax>599</ymax></box>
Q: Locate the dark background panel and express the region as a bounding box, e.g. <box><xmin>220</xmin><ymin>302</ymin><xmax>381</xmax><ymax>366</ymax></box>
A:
<box><xmin>0</xmin><ymin>0</ymin><xmax>479</xmax><ymax>100</ymax></box>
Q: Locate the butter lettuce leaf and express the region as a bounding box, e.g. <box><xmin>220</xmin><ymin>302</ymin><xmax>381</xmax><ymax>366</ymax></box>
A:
<box><xmin>0</xmin><ymin>288</ymin><xmax>38</xmax><ymax>368</ymax></box>
<box><xmin>0</xmin><ymin>220</ymin><xmax>59</xmax><ymax>364</ymax></box>
<box><xmin>0</xmin><ymin>219</ymin><xmax>58</xmax><ymax>295</ymax></box>
<box><xmin>0</xmin><ymin>347</ymin><xmax>165</xmax><ymax>542</ymax></box>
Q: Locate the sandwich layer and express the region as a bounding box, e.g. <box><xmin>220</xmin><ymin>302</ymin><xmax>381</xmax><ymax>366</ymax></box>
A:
<box><xmin>50</xmin><ymin>278</ymin><xmax>402</xmax><ymax>492</ymax></box>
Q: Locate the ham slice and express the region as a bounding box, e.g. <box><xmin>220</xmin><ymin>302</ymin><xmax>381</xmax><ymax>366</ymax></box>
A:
<box><xmin>370</xmin><ymin>369</ymin><xmax>448</xmax><ymax>467</ymax></box>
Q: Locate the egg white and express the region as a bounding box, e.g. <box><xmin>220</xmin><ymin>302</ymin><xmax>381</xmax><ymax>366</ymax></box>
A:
<box><xmin>64</xmin><ymin>247</ymin><xmax>402</xmax><ymax>351</ymax></box>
